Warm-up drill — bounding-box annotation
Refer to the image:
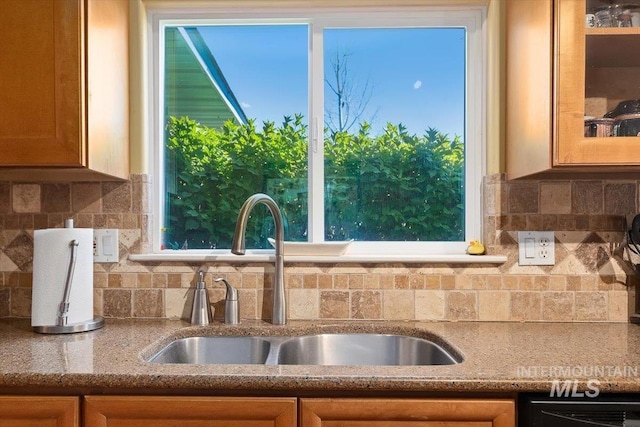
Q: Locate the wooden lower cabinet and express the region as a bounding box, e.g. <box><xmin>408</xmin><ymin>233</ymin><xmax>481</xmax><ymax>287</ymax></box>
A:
<box><xmin>0</xmin><ymin>396</ymin><xmax>78</xmax><ymax>427</ymax></box>
<box><xmin>0</xmin><ymin>395</ymin><xmax>515</xmax><ymax>427</ymax></box>
<box><xmin>83</xmin><ymin>396</ymin><xmax>297</xmax><ymax>427</ymax></box>
<box><xmin>300</xmin><ymin>398</ymin><xmax>515</xmax><ymax>427</ymax></box>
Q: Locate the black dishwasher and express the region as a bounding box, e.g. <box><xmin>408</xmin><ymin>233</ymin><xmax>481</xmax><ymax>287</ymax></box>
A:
<box><xmin>519</xmin><ymin>394</ymin><xmax>640</xmax><ymax>427</ymax></box>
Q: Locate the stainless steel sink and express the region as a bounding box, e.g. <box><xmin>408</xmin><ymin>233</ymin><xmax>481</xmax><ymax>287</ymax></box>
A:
<box><xmin>277</xmin><ymin>333</ymin><xmax>459</xmax><ymax>366</ymax></box>
<box><xmin>148</xmin><ymin>336</ymin><xmax>271</xmax><ymax>364</ymax></box>
<box><xmin>146</xmin><ymin>333</ymin><xmax>461</xmax><ymax>366</ymax></box>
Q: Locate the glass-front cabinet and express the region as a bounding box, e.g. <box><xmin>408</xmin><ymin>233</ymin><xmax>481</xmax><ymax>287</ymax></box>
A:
<box><xmin>506</xmin><ymin>0</ymin><xmax>640</xmax><ymax>178</ymax></box>
<box><xmin>556</xmin><ymin>0</ymin><xmax>640</xmax><ymax>165</ymax></box>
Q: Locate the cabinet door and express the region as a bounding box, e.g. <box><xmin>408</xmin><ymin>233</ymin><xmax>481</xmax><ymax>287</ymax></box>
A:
<box><xmin>506</xmin><ymin>0</ymin><xmax>640</xmax><ymax>178</ymax></box>
<box><xmin>0</xmin><ymin>396</ymin><xmax>78</xmax><ymax>427</ymax></box>
<box><xmin>0</xmin><ymin>0</ymin><xmax>82</xmax><ymax>167</ymax></box>
<box><xmin>556</xmin><ymin>0</ymin><xmax>640</xmax><ymax>166</ymax></box>
<box><xmin>84</xmin><ymin>396</ymin><xmax>297</xmax><ymax>427</ymax></box>
<box><xmin>300</xmin><ymin>398</ymin><xmax>515</xmax><ymax>427</ymax></box>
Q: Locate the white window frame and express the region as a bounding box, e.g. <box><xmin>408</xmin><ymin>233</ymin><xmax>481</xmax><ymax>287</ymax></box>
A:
<box><xmin>147</xmin><ymin>5</ymin><xmax>486</xmax><ymax>257</ymax></box>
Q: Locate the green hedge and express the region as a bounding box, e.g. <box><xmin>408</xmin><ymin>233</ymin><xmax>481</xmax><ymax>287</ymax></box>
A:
<box><xmin>164</xmin><ymin>116</ymin><xmax>463</xmax><ymax>249</ymax></box>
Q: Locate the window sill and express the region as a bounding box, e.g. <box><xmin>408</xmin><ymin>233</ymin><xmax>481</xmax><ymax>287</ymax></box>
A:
<box><xmin>129</xmin><ymin>251</ymin><xmax>507</xmax><ymax>264</ymax></box>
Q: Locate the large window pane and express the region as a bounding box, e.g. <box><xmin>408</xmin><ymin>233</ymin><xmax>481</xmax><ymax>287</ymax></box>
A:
<box><xmin>158</xmin><ymin>16</ymin><xmax>476</xmax><ymax>251</ymax></box>
<box><xmin>323</xmin><ymin>28</ymin><xmax>466</xmax><ymax>241</ymax></box>
<box><xmin>163</xmin><ymin>25</ymin><xmax>309</xmax><ymax>249</ymax></box>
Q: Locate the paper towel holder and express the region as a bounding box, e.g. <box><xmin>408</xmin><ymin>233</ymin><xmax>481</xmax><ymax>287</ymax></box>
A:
<box><xmin>33</xmin><ymin>220</ymin><xmax>104</xmax><ymax>334</ymax></box>
<box><xmin>34</xmin><ymin>316</ymin><xmax>105</xmax><ymax>334</ymax></box>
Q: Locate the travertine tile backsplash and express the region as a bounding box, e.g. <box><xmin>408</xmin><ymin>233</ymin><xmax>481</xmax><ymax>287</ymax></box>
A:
<box><xmin>0</xmin><ymin>173</ymin><xmax>637</xmax><ymax>322</ymax></box>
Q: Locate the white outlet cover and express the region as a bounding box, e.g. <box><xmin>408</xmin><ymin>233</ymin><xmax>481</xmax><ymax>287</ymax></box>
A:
<box><xmin>518</xmin><ymin>231</ymin><xmax>555</xmax><ymax>266</ymax></box>
<box><xmin>93</xmin><ymin>229</ymin><xmax>119</xmax><ymax>263</ymax></box>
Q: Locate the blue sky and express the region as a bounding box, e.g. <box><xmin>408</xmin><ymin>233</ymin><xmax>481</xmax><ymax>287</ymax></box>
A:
<box><xmin>198</xmin><ymin>24</ymin><xmax>465</xmax><ymax>138</ymax></box>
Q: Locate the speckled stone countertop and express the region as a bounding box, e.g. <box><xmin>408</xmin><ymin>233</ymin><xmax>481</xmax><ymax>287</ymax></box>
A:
<box><xmin>2</xmin><ymin>318</ymin><xmax>640</xmax><ymax>395</ymax></box>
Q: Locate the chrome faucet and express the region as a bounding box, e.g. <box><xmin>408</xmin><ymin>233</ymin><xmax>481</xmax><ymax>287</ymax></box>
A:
<box><xmin>231</xmin><ymin>193</ymin><xmax>286</xmax><ymax>325</ymax></box>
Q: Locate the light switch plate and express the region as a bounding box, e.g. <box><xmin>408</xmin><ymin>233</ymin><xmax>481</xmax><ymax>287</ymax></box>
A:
<box><xmin>93</xmin><ymin>229</ymin><xmax>119</xmax><ymax>263</ymax></box>
<box><xmin>518</xmin><ymin>231</ymin><xmax>555</xmax><ymax>266</ymax></box>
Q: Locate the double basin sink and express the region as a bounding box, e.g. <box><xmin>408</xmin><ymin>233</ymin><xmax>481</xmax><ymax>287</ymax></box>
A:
<box><xmin>147</xmin><ymin>332</ymin><xmax>462</xmax><ymax>366</ymax></box>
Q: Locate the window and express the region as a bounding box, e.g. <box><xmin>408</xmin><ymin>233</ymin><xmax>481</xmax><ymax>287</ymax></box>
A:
<box><xmin>150</xmin><ymin>6</ymin><xmax>485</xmax><ymax>255</ymax></box>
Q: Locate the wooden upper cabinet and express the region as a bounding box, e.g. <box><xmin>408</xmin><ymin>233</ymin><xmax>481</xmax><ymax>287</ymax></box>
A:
<box><xmin>300</xmin><ymin>398</ymin><xmax>515</xmax><ymax>427</ymax></box>
<box><xmin>505</xmin><ymin>0</ymin><xmax>554</xmax><ymax>179</ymax></box>
<box><xmin>556</xmin><ymin>0</ymin><xmax>640</xmax><ymax>166</ymax></box>
<box><xmin>0</xmin><ymin>0</ymin><xmax>129</xmax><ymax>180</ymax></box>
<box><xmin>0</xmin><ymin>396</ymin><xmax>78</xmax><ymax>427</ymax></box>
<box><xmin>506</xmin><ymin>0</ymin><xmax>640</xmax><ymax>179</ymax></box>
<box><xmin>83</xmin><ymin>396</ymin><xmax>297</xmax><ymax>427</ymax></box>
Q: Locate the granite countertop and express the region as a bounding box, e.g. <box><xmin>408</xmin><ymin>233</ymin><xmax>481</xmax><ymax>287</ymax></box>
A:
<box><xmin>1</xmin><ymin>318</ymin><xmax>640</xmax><ymax>395</ymax></box>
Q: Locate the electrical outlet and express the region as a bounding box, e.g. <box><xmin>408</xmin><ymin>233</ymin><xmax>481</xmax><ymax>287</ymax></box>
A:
<box><xmin>518</xmin><ymin>231</ymin><xmax>555</xmax><ymax>266</ymax></box>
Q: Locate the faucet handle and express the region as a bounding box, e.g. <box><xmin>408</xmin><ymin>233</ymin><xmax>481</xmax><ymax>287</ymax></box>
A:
<box><xmin>215</xmin><ymin>277</ymin><xmax>238</xmax><ymax>300</ymax></box>
<box><xmin>215</xmin><ymin>278</ymin><xmax>240</xmax><ymax>325</ymax></box>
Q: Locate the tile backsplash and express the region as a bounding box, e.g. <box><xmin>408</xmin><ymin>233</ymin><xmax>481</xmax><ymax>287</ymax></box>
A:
<box><xmin>0</xmin><ymin>173</ymin><xmax>637</xmax><ymax>322</ymax></box>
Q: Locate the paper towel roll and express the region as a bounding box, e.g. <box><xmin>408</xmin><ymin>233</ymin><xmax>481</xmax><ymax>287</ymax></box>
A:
<box><xmin>31</xmin><ymin>228</ymin><xmax>94</xmax><ymax>327</ymax></box>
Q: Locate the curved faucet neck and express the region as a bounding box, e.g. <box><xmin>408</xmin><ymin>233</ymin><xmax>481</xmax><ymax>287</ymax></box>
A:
<box><xmin>231</xmin><ymin>193</ymin><xmax>286</xmax><ymax>325</ymax></box>
<box><xmin>231</xmin><ymin>193</ymin><xmax>284</xmax><ymax>255</ymax></box>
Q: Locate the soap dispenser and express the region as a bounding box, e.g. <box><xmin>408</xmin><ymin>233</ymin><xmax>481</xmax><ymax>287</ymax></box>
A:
<box><xmin>190</xmin><ymin>271</ymin><xmax>212</xmax><ymax>325</ymax></box>
<box><xmin>215</xmin><ymin>278</ymin><xmax>240</xmax><ymax>324</ymax></box>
